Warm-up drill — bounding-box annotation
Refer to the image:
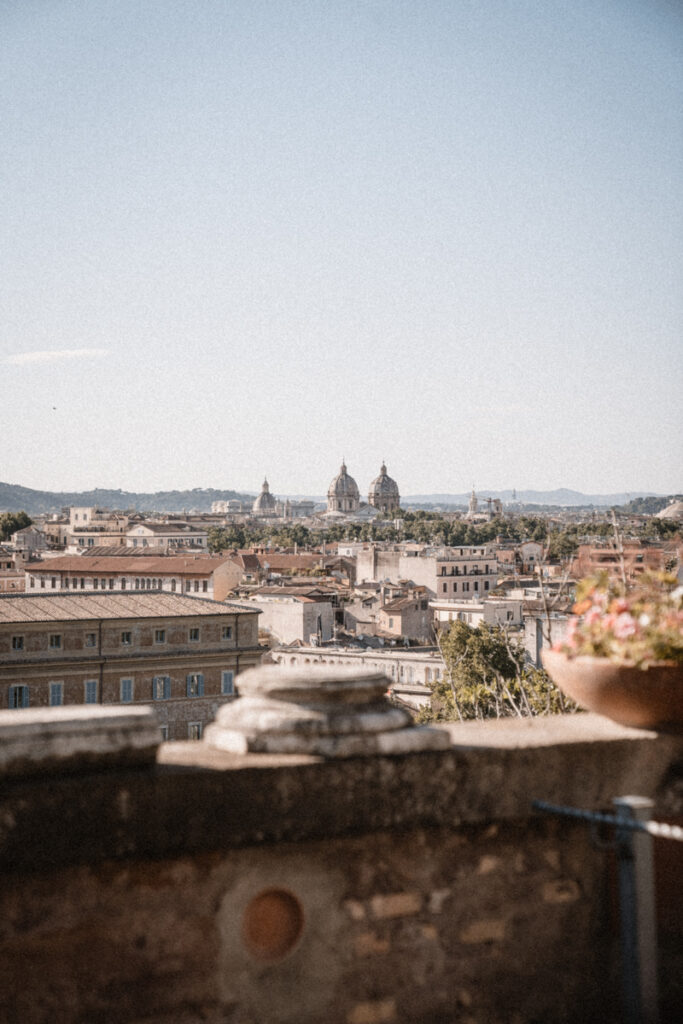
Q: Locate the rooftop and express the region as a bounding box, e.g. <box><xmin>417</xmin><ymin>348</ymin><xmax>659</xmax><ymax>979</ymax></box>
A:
<box><xmin>0</xmin><ymin>592</ymin><xmax>255</xmax><ymax>624</ymax></box>
<box><xmin>26</xmin><ymin>554</ymin><xmax>234</xmax><ymax>575</ymax></box>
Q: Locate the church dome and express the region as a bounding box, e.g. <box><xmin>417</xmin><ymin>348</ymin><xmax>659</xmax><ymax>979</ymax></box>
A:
<box><xmin>327</xmin><ymin>462</ymin><xmax>360</xmax><ymax>514</ymax></box>
<box><xmin>368</xmin><ymin>463</ymin><xmax>400</xmax><ymax>513</ymax></box>
<box><xmin>253</xmin><ymin>478</ymin><xmax>277</xmax><ymax>514</ymax></box>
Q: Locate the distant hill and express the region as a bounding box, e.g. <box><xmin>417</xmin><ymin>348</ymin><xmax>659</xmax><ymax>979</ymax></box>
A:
<box><xmin>0</xmin><ymin>482</ymin><xmax>254</xmax><ymax>515</ymax></box>
<box><xmin>0</xmin><ymin>481</ymin><xmax>671</xmax><ymax>515</ymax></box>
<box><xmin>402</xmin><ymin>489</ymin><xmax>663</xmax><ymax>507</ymax></box>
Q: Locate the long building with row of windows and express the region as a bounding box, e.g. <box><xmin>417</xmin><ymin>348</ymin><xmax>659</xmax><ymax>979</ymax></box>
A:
<box><xmin>0</xmin><ymin>593</ymin><xmax>262</xmax><ymax>741</ymax></box>
<box><xmin>23</xmin><ymin>554</ymin><xmax>242</xmax><ymax>602</ymax></box>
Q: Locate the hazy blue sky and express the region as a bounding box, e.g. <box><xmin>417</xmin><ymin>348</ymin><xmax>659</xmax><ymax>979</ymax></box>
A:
<box><xmin>2</xmin><ymin>0</ymin><xmax>681</xmax><ymax>496</ymax></box>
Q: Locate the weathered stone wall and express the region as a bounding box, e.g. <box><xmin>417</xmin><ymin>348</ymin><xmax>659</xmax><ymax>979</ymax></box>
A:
<box><xmin>0</xmin><ymin>713</ymin><xmax>681</xmax><ymax>1024</ymax></box>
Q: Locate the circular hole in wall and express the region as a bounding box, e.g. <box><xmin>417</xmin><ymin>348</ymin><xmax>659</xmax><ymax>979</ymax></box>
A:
<box><xmin>242</xmin><ymin>888</ymin><xmax>305</xmax><ymax>962</ymax></box>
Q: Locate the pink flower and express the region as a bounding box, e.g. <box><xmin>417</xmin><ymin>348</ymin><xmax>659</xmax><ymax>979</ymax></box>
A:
<box><xmin>584</xmin><ymin>608</ymin><xmax>603</xmax><ymax>626</ymax></box>
<box><xmin>612</xmin><ymin>613</ymin><xmax>637</xmax><ymax>639</ymax></box>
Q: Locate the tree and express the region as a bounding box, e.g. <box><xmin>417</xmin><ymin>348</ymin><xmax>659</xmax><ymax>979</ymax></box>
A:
<box><xmin>419</xmin><ymin>620</ymin><xmax>575</xmax><ymax>722</ymax></box>
<box><xmin>207</xmin><ymin>525</ymin><xmax>246</xmax><ymax>552</ymax></box>
<box><xmin>0</xmin><ymin>510</ymin><xmax>32</xmax><ymax>541</ymax></box>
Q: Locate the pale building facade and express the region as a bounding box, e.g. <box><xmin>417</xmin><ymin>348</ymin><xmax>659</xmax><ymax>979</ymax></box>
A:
<box><xmin>126</xmin><ymin>523</ymin><xmax>208</xmax><ymax>550</ymax></box>
<box><xmin>430</xmin><ymin>596</ymin><xmax>523</xmax><ymax>631</ymax></box>
<box><xmin>356</xmin><ymin>543</ymin><xmax>499</xmax><ymax>599</ymax></box>
<box><xmin>271</xmin><ymin>645</ymin><xmax>443</xmax><ymax>709</ymax></box>
<box><xmin>248</xmin><ymin>592</ymin><xmax>334</xmax><ymax>645</ymax></box>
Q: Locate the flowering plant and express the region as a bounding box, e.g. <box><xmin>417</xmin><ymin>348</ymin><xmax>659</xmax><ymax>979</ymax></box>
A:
<box><xmin>556</xmin><ymin>573</ymin><xmax>683</xmax><ymax>668</ymax></box>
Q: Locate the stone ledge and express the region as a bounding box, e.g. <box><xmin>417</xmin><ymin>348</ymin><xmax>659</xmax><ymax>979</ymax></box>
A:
<box><xmin>0</xmin><ymin>706</ymin><xmax>160</xmax><ymax>777</ymax></box>
<box><xmin>0</xmin><ymin>712</ymin><xmax>681</xmax><ymax>874</ymax></box>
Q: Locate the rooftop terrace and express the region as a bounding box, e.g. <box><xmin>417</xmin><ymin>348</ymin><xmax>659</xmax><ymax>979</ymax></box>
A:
<box><xmin>1</xmin><ymin>669</ymin><xmax>681</xmax><ymax>1023</ymax></box>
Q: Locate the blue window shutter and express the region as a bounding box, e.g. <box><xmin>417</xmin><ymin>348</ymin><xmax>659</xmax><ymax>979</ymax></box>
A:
<box><xmin>22</xmin><ymin>686</ymin><xmax>29</xmax><ymax>708</ymax></box>
<box><xmin>198</xmin><ymin>674</ymin><xmax>204</xmax><ymax>697</ymax></box>
<box><xmin>164</xmin><ymin>676</ymin><xmax>171</xmax><ymax>700</ymax></box>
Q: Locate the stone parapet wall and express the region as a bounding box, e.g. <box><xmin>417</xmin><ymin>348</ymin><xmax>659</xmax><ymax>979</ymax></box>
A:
<box><xmin>0</xmin><ymin>712</ymin><xmax>681</xmax><ymax>1023</ymax></box>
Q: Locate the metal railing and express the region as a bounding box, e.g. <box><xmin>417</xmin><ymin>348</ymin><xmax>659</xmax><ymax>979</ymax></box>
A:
<box><xmin>533</xmin><ymin>796</ymin><xmax>683</xmax><ymax>1024</ymax></box>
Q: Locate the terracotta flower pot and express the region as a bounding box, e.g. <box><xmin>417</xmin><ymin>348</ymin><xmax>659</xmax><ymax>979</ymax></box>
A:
<box><xmin>542</xmin><ymin>649</ymin><xmax>683</xmax><ymax>732</ymax></box>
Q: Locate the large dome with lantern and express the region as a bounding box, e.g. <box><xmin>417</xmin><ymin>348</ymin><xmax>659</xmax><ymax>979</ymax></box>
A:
<box><xmin>327</xmin><ymin>462</ymin><xmax>360</xmax><ymax>514</ymax></box>
<box><xmin>368</xmin><ymin>463</ymin><xmax>400</xmax><ymax>514</ymax></box>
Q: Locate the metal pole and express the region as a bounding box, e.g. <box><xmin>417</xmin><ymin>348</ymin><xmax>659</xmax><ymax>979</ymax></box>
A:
<box><xmin>614</xmin><ymin>796</ymin><xmax>659</xmax><ymax>1024</ymax></box>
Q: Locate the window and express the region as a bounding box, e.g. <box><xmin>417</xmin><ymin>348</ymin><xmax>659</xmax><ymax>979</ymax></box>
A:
<box><xmin>221</xmin><ymin>626</ymin><xmax>232</xmax><ymax>640</ymax></box>
<box><xmin>49</xmin><ymin>682</ymin><xmax>63</xmax><ymax>706</ymax></box>
<box><xmin>80</xmin><ymin>578</ymin><xmax>85</xmax><ymax>589</ymax></box>
<box><xmin>64</xmin><ymin>578</ymin><xmax>69</xmax><ymax>589</ymax></box>
<box><xmin>186</xmin><ymin>673</ymin><xmax>204</xmax><ymax>697</ymax></box>
<box><xmin>84</xmin><ymin>680</ymin><xmax>98</xmax><ymax>704</ymax></box>
<box><xmin>40</xmin><ymin>578</ymin><xmax>45</xmax><ymax>588</ymax></box>
<box><xmin>202</xmin><ymin>580</ymin><xmax>208</xmax><ymax>593</ymax></box>
<box><xmin>159</xmin><ymin>725</ymin><xmax>169</xmax><ymax>741</ymax></box>
<box><xmin>121</xmin><ymin>578</ymin><xmax>127</xmax><ymax>590</ymax></box>
<box><xmin>188</xmin><ymin>722</ymin><xmax>202</xmax><ymax>740</ymax></box>
<box><xmin>49</xmin><ymin>634</ymin><xmax>62</xmax><ymax>649</ymax></box>
<box><xmin>442</xmin><ymin>582</ymin><xmax>447</xmax><ymax>593</ymax></box>
<box><xmin>120</xmin><ymin>678</ymin><xmax>133</xmax><ymax>703</ymax></box>
<box><xmin>93</xmin><ymin>578</ymin><xmax>99</xmax><ymax>589</ymax></box>
<box><xmin>121</xmin><ymin>631</ymin><xmax>132</xmax><ymax>646</ymax></box>
<box><xmin>109</xmin><ymin>579</ymin><xmax>114</xmax><ymax>590</ymax></box>
<box><xmin>185</xmin><ymin>580</ymin><xmax>192</xmax><ymax>592</ymax></box>
<box><xmin>388</xmin><ymin>617</ymin><xmax>394</xmax><ymax>628</ymax></box>
<box><xmin>221</xmin><ymin>670</ymin><xmax>234</xmax><ymax>695</ymax></box>
<box><xmin>189</xmin><ymin>627</ymin><xmax>200</xmax><ymax>642</ymax></box>
<box><xmin>194</xmin><ymin>580</ymin><xmax>199</xmax><ymax>592</ymax></box>
<box><xmin>30</xmin><ymin>577</ymin><xmax>35</xmax><ymax>588</ymax></box>
<box><xmin>474</xmin><ymin>581</ymin><xmax>479</xmax><ymax>591</ymax></box>
<box><xmin>154</xmin><ymin>629</ymin><xmax>166</xmax><ymax>644</ymax></box>
<box><xmin>51</xmin><ymin>577</ymin><xmax>56</xmax><ymax>589</ymax></box>
<box><xmin>11</xmin><ymin>635</ymin><xmax>24</xmax><ymax>650</ymax></box>
<box><xmin>153</xmin><ymin>675</ymin><xmax>171</xmax><ymax>700</ymax></box>
<box><xmin>85</xmin><ymin>632</ymin><xmax>96</xmax><ymax>648</ymax></box>
<box><xmin>171</xmin><ymin>579</ymin><xmax>176</xmax><ymax>592</ymax></box>
<box><xmin>8</xmin><ymin>684</ymin><xmax>29</xmax><ymax>708</ymax></box>
<box><xmin>484</xmin><ymin>581</ymin><xmax>489</xmax><ymax>591</ymax></box>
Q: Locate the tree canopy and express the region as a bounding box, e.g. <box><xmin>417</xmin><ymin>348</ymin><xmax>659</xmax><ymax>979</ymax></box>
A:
<box><xmin>419</xmin><ymin>620</ymin><xmax>575</xmax><ymax>722</ymax></box>
<box><xmin>0</xmin><ymin>510</ymin><xmax>32</xmax><ymax>541</ymax></box>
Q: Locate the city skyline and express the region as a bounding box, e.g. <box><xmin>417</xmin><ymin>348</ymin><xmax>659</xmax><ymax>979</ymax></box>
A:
<box><xmin>2</xmin><ymin>1</ymin><xmax>682</xmax><ymax>494</ymax></box>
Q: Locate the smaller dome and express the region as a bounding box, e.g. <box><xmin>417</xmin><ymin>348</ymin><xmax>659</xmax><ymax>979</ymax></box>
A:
<box><xmin>253</xmin><ymin>478</ymin><xmax>277</xmax><ymax>514</ymax></box>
